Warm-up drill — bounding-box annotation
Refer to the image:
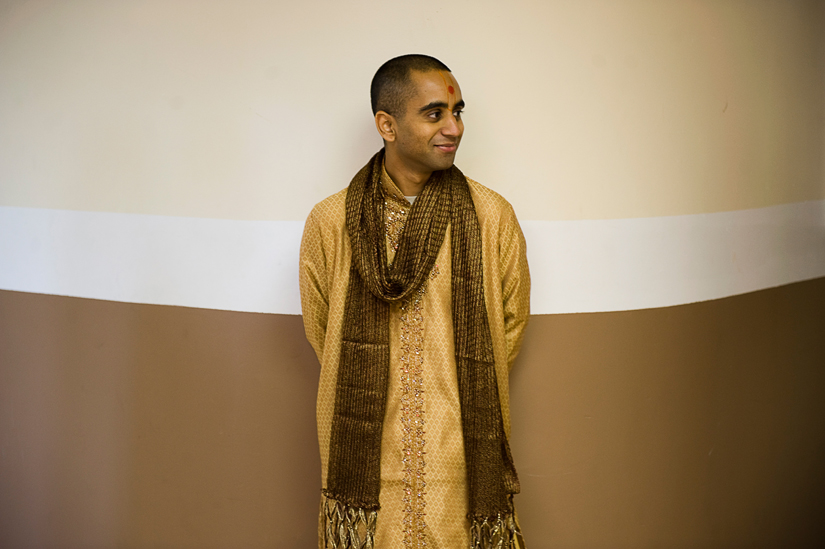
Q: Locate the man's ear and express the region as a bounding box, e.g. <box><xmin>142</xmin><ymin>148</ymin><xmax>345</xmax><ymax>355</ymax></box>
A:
<box><xmin>375</xmin><ymin>111</ymin><xmax>397</xmax><ymax>142</ymax></box>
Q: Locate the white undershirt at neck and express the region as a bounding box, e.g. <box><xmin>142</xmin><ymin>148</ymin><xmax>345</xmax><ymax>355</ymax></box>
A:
<box><xmin>405</xmin><ymin>196</ymin><xmax>417</xmax><ymax>204</ymax></box>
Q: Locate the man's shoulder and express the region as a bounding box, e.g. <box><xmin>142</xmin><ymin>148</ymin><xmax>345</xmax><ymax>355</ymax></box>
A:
<box><xmin>304</xmin><ymin>177</ymin><xmax>518</xmax><ymax>227</ymax></box>
<box><xmin>466</xmin><ymin>176</ymin><xmax>517</xmax><ymax>224</ymax></box>
<box><xmin>306</xmin><ymin>188</ymin><xmax>348</xmax><ymax>228</ymax></box>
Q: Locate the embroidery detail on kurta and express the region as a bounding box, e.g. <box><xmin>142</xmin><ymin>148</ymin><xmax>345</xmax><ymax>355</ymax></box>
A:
<box><xmin>398</xmin><ymin>264</ymin><xmax>440</xmax><ymax>549</ymax></box>
<box><xmin>399</xmin><ymin>281</ymin><xmax>427</xmax><ymax>548</ymax></box>
<box><xmin>384</xmin><ymin>191</ymin><xmax>439</xmax><ymax>549</ymax></box>
<box><xmin>384</xmin><ymin>196</ymin><xmax>408</xmax><ymax>252</ymax></box>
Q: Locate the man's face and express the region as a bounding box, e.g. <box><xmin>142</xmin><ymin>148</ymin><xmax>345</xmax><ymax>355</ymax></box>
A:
<box><xmin>392</xmin><ymin>70</ymin><xmax>465</xmax><ymax>174</ymax></box>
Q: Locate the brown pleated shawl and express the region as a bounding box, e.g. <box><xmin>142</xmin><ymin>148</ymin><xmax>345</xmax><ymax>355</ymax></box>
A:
<box><xmin>323</xmin><ymin>150</ymin><xmax>523</xmax><ymax>548</ymax></box>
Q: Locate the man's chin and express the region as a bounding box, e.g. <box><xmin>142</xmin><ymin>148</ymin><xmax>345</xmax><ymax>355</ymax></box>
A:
<box><xmin>432</xmin><ymin>155</ymin><xmax>457</xmax><ymax>171</ymax></box>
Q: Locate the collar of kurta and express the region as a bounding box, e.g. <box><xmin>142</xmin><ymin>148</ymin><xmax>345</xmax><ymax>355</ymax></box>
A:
<box><xmin>379</xmin><ymin>162</ymin><xmax>409</xmax><ymax>204</ymax></box>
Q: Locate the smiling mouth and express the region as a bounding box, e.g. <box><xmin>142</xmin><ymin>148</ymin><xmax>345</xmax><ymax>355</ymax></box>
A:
<box><xmin>435</xmin><ymin>143</ymin><xmax>458</xmax><ymax>152</ymax></box>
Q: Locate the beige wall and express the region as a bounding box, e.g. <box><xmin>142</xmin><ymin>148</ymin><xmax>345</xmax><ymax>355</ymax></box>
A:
<box><xmin>1</xmin><ymin>0</ymin><xmax>823</xmax><ymax>221</ymax></box>
<box><xmin>2</xmin><ymin>280</ymin><xmax>824</xmax><ymax>547</ymax></box>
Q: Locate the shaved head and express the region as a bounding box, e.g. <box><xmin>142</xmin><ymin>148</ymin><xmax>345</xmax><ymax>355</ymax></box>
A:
<box><xmin>370</xmin><ymin>54</ymin><xmax>451</xmax><ymax>116</ymax></box>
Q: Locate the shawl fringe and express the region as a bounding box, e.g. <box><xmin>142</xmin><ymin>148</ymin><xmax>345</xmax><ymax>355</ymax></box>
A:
<box><xmin>323</xmin><ymin>496</ymin><xmax>377</xmax><ymax>549</ymax></box>
<box><xmin>470</xmin><ymin>508</ymin><xmax>526</xmax><ymax>549</ymax></box>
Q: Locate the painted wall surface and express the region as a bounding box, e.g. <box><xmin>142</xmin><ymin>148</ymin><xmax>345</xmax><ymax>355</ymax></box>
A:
<box><xmin>2</xmin><ymin>281</ymin><xmax>824</xmax><ymax>547</ymax></box>
<box><xmin>1</xmin><ymin>0</ymin><xmax>824</xmax><ymax>317</ymax></box>
<box><xmin>1</xmin><ymin>0</ymin><xmax>825</xmax><ymax>547</ymax></box>
<box><xmin>1</xmin><ymin>0</ymin><xmax>823</xmax><ymax>222</ymax></box>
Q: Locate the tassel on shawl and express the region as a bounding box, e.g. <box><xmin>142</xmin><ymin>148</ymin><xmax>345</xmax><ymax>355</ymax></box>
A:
<box><xmin>323</xmin><ymin>496</ymin><xmax>377</xmax><ymax>549</ymax></box>
<box><xmin>470</xmin><ymin>503</ymin><xmax>526</xmax><ymax>549</ymax></box>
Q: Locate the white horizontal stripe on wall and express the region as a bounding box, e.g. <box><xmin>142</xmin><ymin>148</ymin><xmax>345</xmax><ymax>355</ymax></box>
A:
<box><xmin>1</xmin><ymin>201</ymin><xmax>823</xmax><ymax>315</ymax></box>
<box><xmin>524</xmin><ymin>200</ymin><xmax>825</xmax><ymax>313</ymax></box>
<box><xmin>0</xmin><ymin>208</ymin><xmax>303</xmax><ymax>315</ymax></box>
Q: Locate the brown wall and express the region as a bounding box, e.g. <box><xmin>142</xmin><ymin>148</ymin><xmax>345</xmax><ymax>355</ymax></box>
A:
<box><xmin>510</xmin><ymin>278</ymin><xmax>825</xmax><ymax>547</ymax></box>
<box><xmin>2</xmin><ymin>277</ymin><xmax>824</xmax><ymax>548</ymax></box>
<box><xmin>0</xmin><ymin>293</ymin><xmax>321</xmax><ymax>548</ymax></box>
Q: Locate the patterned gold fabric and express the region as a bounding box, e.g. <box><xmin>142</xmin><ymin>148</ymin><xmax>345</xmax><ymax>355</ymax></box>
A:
<box><xmin>300</xmin><ymin>167</ymin><xmax>530</xmax><ymax>548</ymax></box>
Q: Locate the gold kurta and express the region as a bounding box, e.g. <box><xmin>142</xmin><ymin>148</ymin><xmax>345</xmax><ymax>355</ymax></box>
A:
<box><xmin>299</xmin><ymin>168</ymin><xmax>530</xmax><ymax>549</ymax></box>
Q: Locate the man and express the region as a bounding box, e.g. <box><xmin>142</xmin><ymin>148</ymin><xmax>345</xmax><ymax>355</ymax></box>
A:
<box><xmin>299</xmin><ymin>54</ymin><xmax>530</xmax><ymax>549</ymax></box>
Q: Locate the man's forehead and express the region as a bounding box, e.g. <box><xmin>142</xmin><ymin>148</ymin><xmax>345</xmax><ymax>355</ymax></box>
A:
<box><xmin>407</xmin><ymin>69</ymin><xmax>462</xmax><ymax>104</ymax></box>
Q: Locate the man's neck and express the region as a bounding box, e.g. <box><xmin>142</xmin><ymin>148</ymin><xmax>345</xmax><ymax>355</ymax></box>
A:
<box><xmin>384</xmin><ymin>150</ymin><xmax>431</xmax><ymax>197</ymax></box>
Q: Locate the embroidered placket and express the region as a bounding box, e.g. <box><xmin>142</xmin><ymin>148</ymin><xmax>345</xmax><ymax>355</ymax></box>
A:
<box><xmin>384</xmin><ymin>193</ymin><xmax>434</xmax><ymax>548</ymax></box>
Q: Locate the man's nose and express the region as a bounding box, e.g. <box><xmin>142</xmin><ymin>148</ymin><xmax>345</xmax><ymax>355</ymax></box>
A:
<box><xmin>441</xmin><ymin>115</ymin><xmax>461</xmax><ymax>136</ymax></box>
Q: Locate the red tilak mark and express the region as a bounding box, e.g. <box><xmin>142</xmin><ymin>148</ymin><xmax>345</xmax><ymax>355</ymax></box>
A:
<box><xmin>448</xmin><ymin>86</ymin><xmax>455</xmax><ymax>94</ymax></box>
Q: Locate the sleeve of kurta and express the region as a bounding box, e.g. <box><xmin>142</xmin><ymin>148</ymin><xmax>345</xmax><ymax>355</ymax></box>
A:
<box><xmin>500</xmin><ymin>205</ymin><xmax>531</xmax><ymax>371</ymax></box>
<box><xmin>299</xmin><ymin>208</ymin><xmax>330</xmax><ymax>364</ymax></box>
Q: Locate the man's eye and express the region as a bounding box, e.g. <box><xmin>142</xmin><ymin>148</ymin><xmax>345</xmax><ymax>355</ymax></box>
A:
<box><xmin>454</xmin><ymin>110</ymin><xmax>463</xmax><ymax>119</ymax></box>
<box><xmin>428</xmin><ymin>111</ymin><xmax>441</xmax><ymax>120</ymax></box>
